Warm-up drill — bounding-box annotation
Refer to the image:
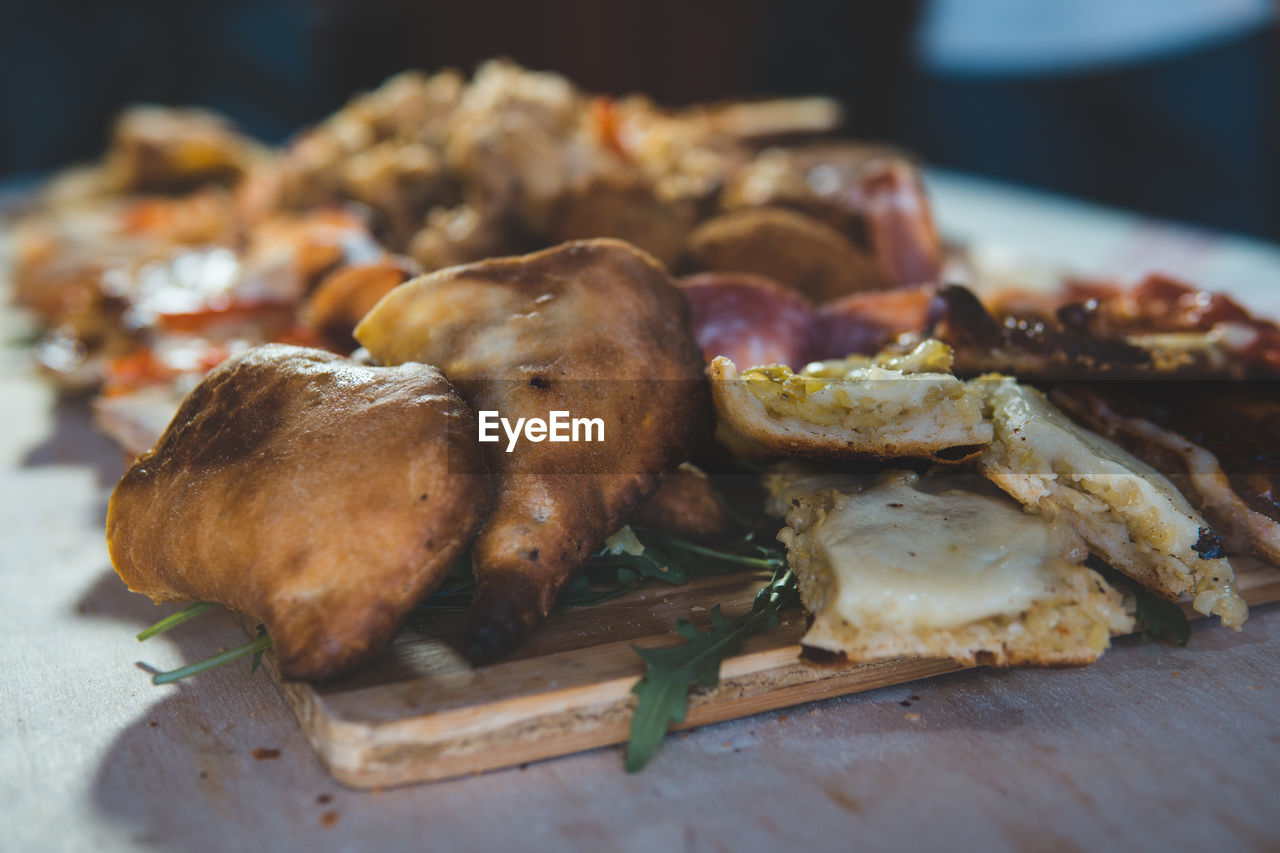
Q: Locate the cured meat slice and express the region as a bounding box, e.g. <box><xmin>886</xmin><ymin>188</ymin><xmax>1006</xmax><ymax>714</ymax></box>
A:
<box><xmin>679</xmin><ymin>272</ymin><xmax>817</xmax><ymax>368</ymax></box>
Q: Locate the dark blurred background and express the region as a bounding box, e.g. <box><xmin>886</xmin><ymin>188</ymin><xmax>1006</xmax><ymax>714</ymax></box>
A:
<box><xmin>2</xmin><ymin>0</ymin><xmax>1276</xmax><ymax>239</ymax></box>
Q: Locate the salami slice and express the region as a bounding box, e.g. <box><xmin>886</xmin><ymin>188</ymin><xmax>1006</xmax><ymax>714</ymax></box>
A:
<box><xmin>816</xmin><ymin>286</ymin><xmax>933</xmax><ymax>359</ymax></box>
<box><xmin>679</xmin><ymin>272</ymin><xmax>817</xmax><ymax>368</ymax></box>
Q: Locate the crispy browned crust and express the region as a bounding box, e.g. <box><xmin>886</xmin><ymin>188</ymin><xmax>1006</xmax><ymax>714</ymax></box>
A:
<box><xmin>631</xmin><ymin>462</ymin><xmax>734</xmax><ymax>541</ymax></box>
<box><xmin>686</xmin><ymin>207</ymin><xmax>888</xmax><ymax>301</ymax></box>
<box><xmin>303</xmin><ymin>259</ymin><xmax>416</xmax><ymax>349</ymax></box>
<box><xmin>799</xmin><ymin>646</ymin><xmax>1103</xmax><ymax>669</ymax></box>
<box><xmin>105</xmin><ymin>344</ymin><xmax>490</xmax><ymax>681</ymax></box>
<box><xmin>708</xmin><ymin>357</ymin><xmax>990</xmax><ymax>463</ymax></box>
<box><xmin>356</xmin><ymin>239</ymin><xmax>712</xmax><ymax>662</ymax></box>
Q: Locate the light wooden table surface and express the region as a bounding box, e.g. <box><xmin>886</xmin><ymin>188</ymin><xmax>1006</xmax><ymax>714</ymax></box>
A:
<box><xmin>3</xmin><ymin>174</ymin><xmax>1279</xmax><ymax>853</ymax></box>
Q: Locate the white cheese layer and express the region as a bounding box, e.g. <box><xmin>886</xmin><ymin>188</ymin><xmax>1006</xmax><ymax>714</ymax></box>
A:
<box><xmin>815</xmin><ymin>474</ymin><xmax>1086</xmax><ymax>632</ymax></box>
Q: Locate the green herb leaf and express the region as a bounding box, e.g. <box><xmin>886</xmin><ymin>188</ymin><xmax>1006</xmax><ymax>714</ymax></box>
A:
<box><xmin>141</xmin><ymin>526</ymin><xmax>789</xmax><ymax>686</ymax></box>
<box><xmin>624</xmin><ymin>563</ymin><xmax>798</xmax><ymax>772</ymax></box>
<box><xmin>137</xmin><ymin>601</ymin><xmax>219</xmax><ymax>641</ymax></box>
<box><xmin>152</xmin><ymin>633</ymin><xmax>274</xmax><ymax>685</ymax></box>
<box><xmin>249</xmin><ymin>625</ymin><xmax>269</xmax><ymax>674</ymax></box>
<box><xmin>1133</xmin><ymin>589</ymin><xmax>1191</xmax><ymax>646</ymax></box>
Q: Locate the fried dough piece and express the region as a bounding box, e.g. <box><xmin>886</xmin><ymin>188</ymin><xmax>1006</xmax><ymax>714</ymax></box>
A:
<box><xmin>978</xmin><ymin>379</ymin><xmax>1247</xmax><ymax>628</ymax></box>
<box><xmin>303</xmin><ymin>258</ymin><xmax>418</xmax><ymax>350</ymax></box>
<box><xmin>772</xmin><ymin>469</ymin><xmax>1133</xmax><ymax>666</ymax></box>
<box><xmin>545</xmin><ymin>172</ymin><xmax>695</xmax><ymax>269</ymax></box>
<box><xmin>355</xmin><ymin>239</ymin><xmax>711</xmax><ymax>661</ymax></box>
<box><xmin>631</xmin><ymin>463</ymin><xmax>734</xmax><ymax>541</ymax></box>
<box><xmin>686</xmin><ymin>207</ymin><xmax>888</xmax><ymax>301</ymax></box>
<box><xmin>106</xmin><ymin>345</ymin><xmax>490</xmax><ymax>681</ymax></box>
<box><xmin>105</xmin><ymin>106</ymin><xmax>265</xmax><ymax>194</ymax></box>
<box><xmin>709</xmin><ymin>340</ymin><xmax>992</xmax><ymax>462</ymax></box>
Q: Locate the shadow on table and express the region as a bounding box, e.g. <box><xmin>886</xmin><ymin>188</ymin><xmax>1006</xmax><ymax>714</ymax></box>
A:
<box><xmin>78</xmin><ymin>563</ymin><xmax>343</xmax><ymax>849</ymax></box>
<box><xmin>21</xmin><ymin>394</ymin><xmax>125</xmax><ymax>482</ymax></box>
<box><xmin>88</xmin><ymin>655</ymin><xmax>340</xmax><ymax>850</ymax></box>
<box><xmin>22</xmin><ymin>393</ymin><xmax>126</xmax><ymax>523</ymax></box>
<box><xmin>73</xmin><ymin>566</ymin><xmax>260</xmax><ymax>680</ymax></box>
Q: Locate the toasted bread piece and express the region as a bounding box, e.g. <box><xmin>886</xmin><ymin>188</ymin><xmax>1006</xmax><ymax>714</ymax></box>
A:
<box><xmin>773</xmin><ymin>470</ymin><xmax>1133</xmax><ymax>666</ymax></box>
<box><xmin>978</xmin><ymin>379</ymin><xmax>1247</xmax><ymax>628</ymax></box>
<box><xmin>686</xmin><ymin>207</ymin><xmax>888</xmax><ymax>301</ymax></box>
<box><xmin>709</xmin><ymin>340</ymin><xmax>992</xmax><ymax>461</ymax></box>
<box><xmin>631</xmin><ymin>462</ymin><xmax>734</xmax><ymax>541</ymax></box>
<box><xmin>106</xmin><ymin>345</ymin><xmax>490</xmax><ymax>681</ymax></box>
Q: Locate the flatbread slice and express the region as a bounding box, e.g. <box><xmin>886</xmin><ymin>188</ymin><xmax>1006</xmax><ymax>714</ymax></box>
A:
<box><xmin>977</xmin><ymin>379</ymin><xmax>1247</xmax><ymax>628</ymax></box>
<box><xmin>356</xmin><ymin>239</ymin><xmax>711</xmax><ymax>662</ymax></box>
<box><xmin>709</xmin><ymin>340</ymin><xmax>993</xmax><ymax>461</ymax></box>
<box><xmin>770</xmin><ymin>469</ymin><xmax>1133</xmax><ymax>666</ymax></box>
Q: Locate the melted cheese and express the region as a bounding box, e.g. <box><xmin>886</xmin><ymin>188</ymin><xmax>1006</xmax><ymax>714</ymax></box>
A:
<box><xmin>814</xmin><ymin>474</ymin><xmax>1085</xmax><ymax>632</ymax></box>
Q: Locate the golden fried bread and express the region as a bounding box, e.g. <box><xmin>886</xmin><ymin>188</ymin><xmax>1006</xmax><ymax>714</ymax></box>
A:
<box><xmin>106</xmin><ymin>344</ymin><xmax>490</xmax><ymax>681</ymax></box>
<box><xmin>978</xmin><ymin>379</ymin><xmax>1247</xmax><ymax>628</ymax></box>
<box><xmin>772</xmin><ymin>469</ymin><xmax>1133</xmax><ymax>666</ymax></box>
<box><xmin>686</xmin><ymin>207</ymin><xmax>888</xmax><ymax>301</ymax></box>
<box><xmin>709</xmin><ymin>341</ymin><xmax>993</xmax><ymax>462</ymax></box>
<box><xmin>545</xmin><ymin>171</ymin><xmax>695</xmax><ymax>269</ymax></box>
<box><xmin>631</xmin><ymin>462</ymin><xmax>734</xmax><ymax>541</ymax></box>
<box><xmin>303</xmin><ymin>258</ymin><xmax>417</xmax><ymax>349</ymax></box>
<box><xmin>355</xmin><ymin>239</ymin><xmax>711</xmax><ymax>661</ymax></box>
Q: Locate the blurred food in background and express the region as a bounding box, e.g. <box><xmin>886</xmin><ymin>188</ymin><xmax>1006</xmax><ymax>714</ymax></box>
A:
<box><xmin>7</xmin><ymin>59</ymin><xmax>948</xmax><ymax>455</ymax></box>
<box><xmin>1</xmin><ymin>1</ymin><xmax>1275</xmax><ymax>237</ymax></box>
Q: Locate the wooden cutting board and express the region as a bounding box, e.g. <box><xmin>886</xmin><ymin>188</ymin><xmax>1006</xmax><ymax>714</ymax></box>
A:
<box><xmin>262</xmin><ymin>558</ymin><xmax>1280</xmax><ymax>789</ymax></box>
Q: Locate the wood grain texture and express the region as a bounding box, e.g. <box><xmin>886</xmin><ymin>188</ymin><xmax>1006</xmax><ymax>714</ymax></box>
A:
<box><xmin>265</xmin><ymin>558</ymin><xmax>1280</xmax><ymax>789</ymax></box>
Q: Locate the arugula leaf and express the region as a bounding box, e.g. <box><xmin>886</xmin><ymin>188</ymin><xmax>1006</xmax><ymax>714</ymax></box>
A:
<box><xmin>624</xmin><ymin>563</ymin><xmax>798</xmax><ymax>772</ymax></box>
<box><xmin>136</xmin><ymin>601</ymin><xmax>218</xmax><ymax>640</ymax></box>
<box><xmin>139</xmin><ymin>526</ymin><xmax>790</xmax><ymax>691</ymax></box>
<box><xmin>151</xmin><ymin>632</ymin><xmax>274</xmax><ymax>685</ymax></box>
<box><xmin>249</xmin><ymin>625</ymin><xmax>269</xmax><ymax>674</ymax></box>
<box><xmin>1133</xmin><ymin>589</ymin><xmax>1191</xmax><ymax>646</ymax></box>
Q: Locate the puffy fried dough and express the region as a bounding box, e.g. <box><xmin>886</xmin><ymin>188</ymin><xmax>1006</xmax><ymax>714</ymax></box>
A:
<box><xmin>106</xmin><ymin>344</ymin><xmax>490</xmax><ymax>681</ymax></box>
<box><xmin>355</xmin><ymin>239</ymin><xmax>711</xmax><ymax>661</ymax></box>
<box><xmin>303</xmin><ymin>258</ymin><xmax>417</xmax><ymax>349</ymax></box>
<box><xmin>686</xmin><ymin>207</ymin><xmax>889</xmax><ymax>301</ymax></box>
<box><xmin>545</xmin><ymin>172</ymin><xmax>695</xmax><ymax>269</ymax></box>
<box><xmin>631</xmin><ymin>463</ymin><xmax>734</xmax><ymax>541</ymax></box>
